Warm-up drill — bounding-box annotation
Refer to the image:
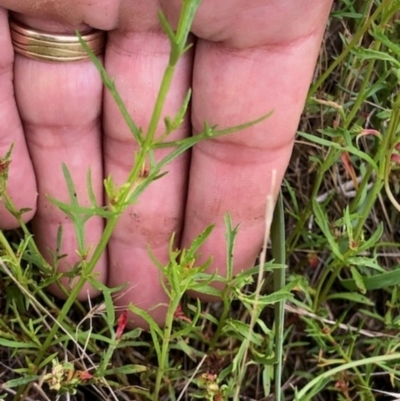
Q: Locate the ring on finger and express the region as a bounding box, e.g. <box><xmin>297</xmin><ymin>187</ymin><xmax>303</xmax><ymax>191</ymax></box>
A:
<box><xmin>9</xmin><ymin>19</ymin><xmax>105</xmax><ymax>62</ymax></box>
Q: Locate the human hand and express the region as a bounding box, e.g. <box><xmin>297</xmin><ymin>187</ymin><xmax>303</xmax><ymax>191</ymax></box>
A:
<box><xmin>0</xmin><ymin>0</ymin><xmax>333</xmax><ymax>327</ymax></box>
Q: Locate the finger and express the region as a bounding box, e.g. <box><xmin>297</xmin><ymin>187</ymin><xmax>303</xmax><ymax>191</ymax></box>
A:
<box><xmin>12</xmin><ymin>15</ymin><xmax>107</xmax><ymax>299</ymax></box>
<box><xmin>0</xmin><ymin>0</ymin><xmax>120</xmax><ymax>30</ymax></box>
<box><xmin>0</xmin><ymin>8</ymin><xmax>36</xmax><ymax>229</ymax></box>
<box><xmin>104</xmin><ymin>5</ymin><xmax>192</xmax><ymax>326</ymax></box>
<box><xmin>182</xmin><ymin>0</ymin><xmax>333</xmax><ymax>297</ymax></box>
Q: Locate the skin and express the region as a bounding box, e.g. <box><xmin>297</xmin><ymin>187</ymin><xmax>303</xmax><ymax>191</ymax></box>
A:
<box><xmin>0</xmin><ymin>0</ymin><xmax>333</xmax><ymax>327</ymax></box>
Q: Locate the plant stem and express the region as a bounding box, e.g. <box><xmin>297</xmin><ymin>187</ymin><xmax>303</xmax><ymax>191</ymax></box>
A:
<box><xmin>271</xmin><ymin>193</ymin><xmax>286</xmax><ymax>401</ymax></box>
<box><xmin>308</xmin><ymin>0</ymin><xmax>391</xmax><ymax>98</ymax></box>
<box><xmin>16</xmin><ymin>4</ymin><xmax>202</xmax><ymax>400</ymax></box>
<box><xmin>153</xmin><ymin>296</ymin><xmax>181</xmax><ymax>400</ymax></box>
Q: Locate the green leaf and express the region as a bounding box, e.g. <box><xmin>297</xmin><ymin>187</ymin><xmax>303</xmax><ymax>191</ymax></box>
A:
<box><xmin>224</xmin><ymin>214</ymin><xmax>239</xmax><ymax>282</ymax></box>
<box><xmin>236</xmin><ymin>288</ymin><xmax>293</xmax><ymax>307</ymax></box>
<box><xmin>87</xmin><ymin>277</ymin><xmax>117</xmax><ymax>326</ymax></box>
<box><xmin>47</xmin><ymin>197</ymin><xmax>114</xmax><ymax>218</ymax></box>
<box><xmin>154</xmin><ymin>112</ymin><xmax>273</xmax><ymax>150</ymax></box>
<box><xmin>347</xmin><ymin>256</ymin><xmax>385</xmax><ymax>272</ymax></box>
<box><xmin>326</xmin><ymin>292</ymin><xmax>374</xmax><ymax>306</ymax></box>
<box><xmin>77</xmin><ymin>31</ymin><xmax>142</xmax><ymax>145</ymax></box>
<box><xmin>58</xmin><ymin>331</ymin><xmax>115</xmax><ymax>345</ymax></box>
<box><xmin>312</xmin><ymin>199</ymin><xmax>344</xmax><ymax>261</ymax></box>
<box><xmin>104</xmin><ymin>364</ymin><xmax>147</xmax><ymax>375</ymax></box>
<box><xmin>0</xmin><ymin>338</ymin><xmax>38</xmax><ymax>349</ymax></box>
<box><xmin>1</xmin><ymin>375</ymin><xmax>40</xmax><ymax>388</ymax></box>
<box><xmin>371</xmin><ymin>26</ymin><xmax>400</xmax><ymax>57</ymax></box>
<box><xmin>185</xmin><ymin>225</ymin><xmax>214</xmax><ymax>260</ymax></box>
<box><xmin>87</xmin><ymin>168</ymin><xmax>98</xmax><ymax>208</ymax></box>
<box><xmin>340</xmin><ymin>268</ymin><xmax>400</xmax><ymax>291</ymax></box>
<box><xmin>358</xmin><ymin>223</ymin><xmax>383</xmax><ymax>252</ymax></box>
<box><xmin>121</xmin><ymin>328</ymin><xmax>142</xmax><ymax>340</ymax></box>
<box><xmin>223</xmin><ymin>319</ymin><xmax>264</xmax><ymax>346</ymax></box>
<box><xmin>128</xmin><ymin>304</ymin><xmax>163</xmax><ymax>358</ymax></box>
<box><xmin>298</xmin><ymin>131</ymin><xmax>378</xmax><ymax>170</ymax></box>
<box><xmin>349</xmin><ymin>266</ymin><xmax>366</xmax><ymax>294</ymax></box>
<box><xmin>158</xmin><ymin>10</ymin><xmax>176</xmax><ymax>44</ymax></box>
<box><xmin>173</xmin><ymin>338</ymin><xmax>201</xmax><ymax>362</ymax></box>
<box><xmin>351</xmin><ymin>47</ymin><xmax>400</xmax><ymax>68</ymax></box>
<box><xmin>37</xmin><ymin>352</ymin><xmax>59</xmax><ymax>371</ymax></box>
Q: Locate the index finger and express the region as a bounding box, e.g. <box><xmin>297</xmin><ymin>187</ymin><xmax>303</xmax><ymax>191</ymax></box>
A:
<box><xmin>0</xmin><ymin>7</ymin><xmax>37</xmax><ymax>229</ymax></box>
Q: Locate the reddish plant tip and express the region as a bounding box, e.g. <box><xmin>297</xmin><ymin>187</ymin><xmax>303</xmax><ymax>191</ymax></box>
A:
<box><xmin>0</xmin><ymin>159</ymin><xmax>11</xmax><ymax>174</ymax></box>
<box><xmin>335</xmin><ymin>380</ymin><xmax>348</xmax><ymax>391</ymax></box>
<box><xmin>174</xmin><ymin>304</ymin><xmax>192</xmax><ymax>324</ymax></box>
<box><xmin>116</xmin><ymin>310</ymin><xmax>128</xmax><ymax>340</ymax></box>
<box><xmin>357</xmin><ymin>128</ymin><xmax>381</xmax><ymax>138</ymax></box>
<box><xmin>307</xmin><ymin>252</ymin><xmax>319</xmax><ymax>269</ymax></box>
<box><xmin>80</xmin><ymin>371</ymin><xmax>94</xmax><ymax>380</ymax></box>
<box><xmin>391</xmin><ymin>153</ymin><xmax>400</xmax><ymax>164</ymax></box>
<box><xmin>340</xmin><ymin>151</ymin><xmax>358</xmax><ymax>189</ymax></box>
<box><xmin>140</xmin><ymin>167</ymin><xmax>149</xmax><ymax>178</ymax></box>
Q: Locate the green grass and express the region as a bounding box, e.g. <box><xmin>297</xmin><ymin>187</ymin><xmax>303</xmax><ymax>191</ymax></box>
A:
<box><xmin>1</xmin><ymin>0</ymin><xmax>400</xmax><ymax>400</ymax></box>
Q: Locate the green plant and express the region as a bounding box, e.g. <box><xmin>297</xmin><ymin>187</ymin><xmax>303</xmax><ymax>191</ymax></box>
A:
<box><xmin>0</xmin><ymin>1</ymin><xmax>288</xmax><ymax>400</ymax></box>
<box><xmin>2</xmin><ymin>1</ymin><xmax>400</xmax><ymax>400</ymax></box>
